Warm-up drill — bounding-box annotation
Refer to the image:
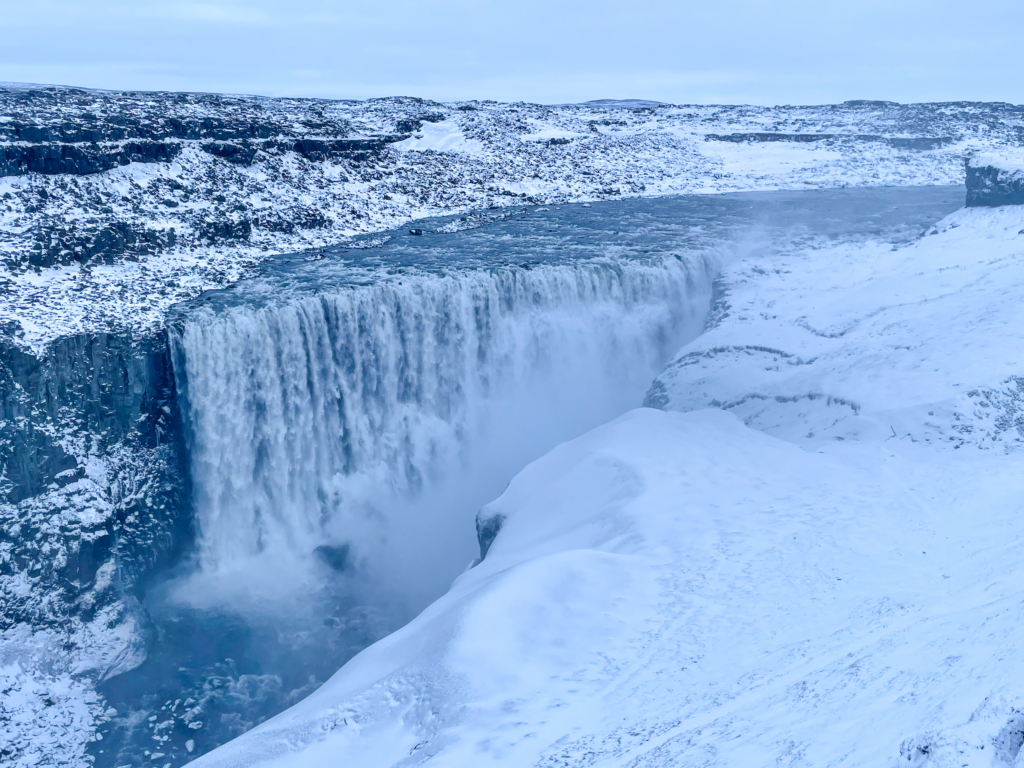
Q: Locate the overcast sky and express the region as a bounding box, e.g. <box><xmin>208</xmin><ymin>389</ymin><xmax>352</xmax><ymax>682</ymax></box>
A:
<box><xmin>2</xmin><ymin>0</ymin><xmax>1022</xmax><ymax>105</ymax></box>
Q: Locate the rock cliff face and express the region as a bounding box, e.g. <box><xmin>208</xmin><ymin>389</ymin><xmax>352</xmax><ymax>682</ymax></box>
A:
<box><xmin>1</xmin><ymin>324</ymin><xmax>187</xmax><ymax>571</ymax></box>
<box><xmin>706</xmin><ymin>132</ymin><xmax>955</xmax><ymax>150</ymax></box>
<box><xmin>0</xmin><ymin>327</ymin><xmax>188</xmax><ymax>749</ymax></box>
<box><xmin>966</xmin><ymin>153</ymin><xmax>1024</xmax><ymax>206</ymax></box>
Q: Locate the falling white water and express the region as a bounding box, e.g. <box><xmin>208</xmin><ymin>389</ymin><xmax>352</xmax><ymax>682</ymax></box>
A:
<box><xmin>171</xmin><ymin>255</ymin><xmax>714</xmax><ymax>601</ymax></box>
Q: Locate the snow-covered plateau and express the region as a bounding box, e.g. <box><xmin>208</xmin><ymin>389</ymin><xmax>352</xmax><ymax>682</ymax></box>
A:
<box><xmin>1</xmin><ymin>86</ymin><xmax>1022</xmax><ymax>350</ymax></box>
<box><xmin>2</xmin><ymin>82</ymin><xmax>1024</xmax><ymax>768</ymax></box>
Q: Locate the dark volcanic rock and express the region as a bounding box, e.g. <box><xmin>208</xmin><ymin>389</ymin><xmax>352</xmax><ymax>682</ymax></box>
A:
<box><xmin>288</xmin><ymin>137</ymin><xmax>396</xmax><ymax>162</ymax></box>
<box><xmin>251</xmin><ymin>207</ymin><xmax>331</xmax><ymax>234</ymax></box>
<box><xmin>474</xmin><ymin>510</ymin><xmax>506</xmax><ymax>562</ymax></box>
<box><xmin>198</xmin><ymin>217</ymin><xmax>252</xmax><ymax>243</ymax></box>
<box><xmin>395</xmin><ymin>118</ymin><xmax>423</xmax><ymax>134</ymax></box>
<box><xmin>966</xmin><ymin>155</ymin><xmax>1024</xmax><ymax>207</ymax></box>
<box><xmin>0</xmin><ymin>331</ymin><xmax>180</xmax><ymax>499</ymax></box>
<box><xmin>22</xmin><ymin>222</ymin><xmax>177</xmax><ymax>268</ymax></box>
<box><xmin>201</xmin><ymin>141</ymin><xmax>258</xmax><ymax>166</ymax></box>
<box><xmin>0</xmin><ymin>141</ymin><xmax>182</xmax><ymax>177</ymax></box>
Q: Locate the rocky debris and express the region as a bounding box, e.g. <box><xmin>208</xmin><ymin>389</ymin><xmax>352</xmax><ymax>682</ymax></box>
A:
<box><xmin>0</xmin><ymin>651</ymin><xmax>115</xmax><ymax>768</ymax></box>
<box><xmin>966</xmin><ymin>152</ymin><xmax>1024</xmax><ymax>206</ymax></box>
<box><xmin>197</xmin><ymin>217</ymin><xmax>252</xmax><ymax>243</ymax></box>
<box><xmin>706</xmin><ymin>132</ymin><xmax>954</xmax><ymax>150</ymax></box>
<box><xmin>23</xmin><ymin>221</ymin><xmax>176</xmax><ymax>269</ymax></box>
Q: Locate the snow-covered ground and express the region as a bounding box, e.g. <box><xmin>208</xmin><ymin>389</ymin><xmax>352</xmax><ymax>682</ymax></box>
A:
<box><xmin>4</xmin><ymin>86</ymin><xmax>1024</xmax><ymax>766</ymax></box>
<box><xmin>2</xmin><ymin>88</ymin><xmax>1022</xmax><ymax>352</ymax></box>
<box><xmin>192</xmin><ymin>203</ymin><xmax>1024</xmax><ymax>768</ymax></box>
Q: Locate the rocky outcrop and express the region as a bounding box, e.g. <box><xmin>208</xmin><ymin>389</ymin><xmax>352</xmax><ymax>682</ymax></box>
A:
<box><xmin>201</xmin><ymin>141</ymin><xmax>258</xmax><ymax>166</ymax></box>
<box><xmin>0</xmin><ymin>136</ymin><xmax>406</xmax><ymax>178</ymax></box>
<box><xmin>1</xmin><ymin>332</ymin><xmax>176</xmax><ymax>500</ymax></box>
<box><xmin>0</xmin><ymin>87</ymin><xmax>402</xmax><ymax>180</ymax></box>
<box><xmin>474</xmin><ymin>510</ymin><xmax>506</xmax><ymax>562</ymax></box>
<box><xmin>0</xmin><ymin>86</ymin><xmax>350</xmax><ymax>144</ymax></box>
<box><xmin>0</xmin><ymin>115</ymin><xmax>289</xmax><ymax>144</ymax></box>
<box><xmin>966</xmin><ymin>153</ymin><xmax>1024</xmax><ymax>207</ymax></box>
<box><xmin>25</xmin><ymin>221</ymin><xmax>177</xmax><ymax>268</ymax></box>
<box><xmin>0</xmin><ymin>141</ymin><xmax>183</xmax><ymax>176</ymax></box>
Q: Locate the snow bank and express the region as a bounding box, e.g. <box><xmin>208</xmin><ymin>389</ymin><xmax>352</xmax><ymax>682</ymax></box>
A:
<box><xmin>648</xmin><ymin>204</ymin><xmax>1024</xmax><ymax>452</ymax></box>
<box><xmin>968</xmin><ymin>152</ymin><xmax>1024</xmax><ymax>177</ymax></box>
<box><xmin>391</xmin><ymin>120</ymin><xmax>485</xmax><ymax>155</ymax></box>
<box><xmin>194</xmin><ymin>209</ymin><xmax>1024</xmax><ymax>767</ymax></box>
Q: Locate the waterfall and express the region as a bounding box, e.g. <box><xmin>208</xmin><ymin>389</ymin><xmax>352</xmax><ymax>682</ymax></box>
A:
<box><xmin>170</xmin><ymin>254</ymin><xmax>714</xmax><ymax>593</ymax></box>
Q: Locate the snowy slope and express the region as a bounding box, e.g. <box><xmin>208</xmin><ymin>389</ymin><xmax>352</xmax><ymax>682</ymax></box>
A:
<box><xmin>646</xmin><ymin>205</ymin><xmax>1024</xmax><ymax>452</ymax></box>
<box><xmin>193</xmin><ymin>206</ymin><xmax>1024</xmax><ymax>768</ymax></box>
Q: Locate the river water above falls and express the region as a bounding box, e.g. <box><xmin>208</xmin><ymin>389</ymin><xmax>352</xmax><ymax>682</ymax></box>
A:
<box><xmin>90</xmin><ymin>185</ymin><xmax>965</xmax><ymax>767</ymax></box>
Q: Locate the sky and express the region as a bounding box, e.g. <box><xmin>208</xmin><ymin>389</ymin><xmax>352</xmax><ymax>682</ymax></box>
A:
<box><xmin>1</xmin><ymin>0</ymin><xmax>1022</xmax><ymax>105</ymax></box>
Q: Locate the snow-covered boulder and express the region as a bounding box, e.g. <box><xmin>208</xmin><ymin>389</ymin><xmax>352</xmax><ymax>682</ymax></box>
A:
<box><xmin>966</xmin><ymin>152</ymin><xmax>1024</xmax><ymax>207</ymax></box>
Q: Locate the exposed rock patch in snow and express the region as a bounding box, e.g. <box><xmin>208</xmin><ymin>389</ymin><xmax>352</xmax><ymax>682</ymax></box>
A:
<box><xmin>966</xmin><ymin>151</ymin><xmax>1024</xmax><ymax>207</ymax></box>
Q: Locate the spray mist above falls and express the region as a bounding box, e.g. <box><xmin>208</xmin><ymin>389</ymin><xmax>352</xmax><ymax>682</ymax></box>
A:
<box><xmin>170</xmin><ymin>255</ymin><xmax>716</xmax><ymax>607</ymax></box>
